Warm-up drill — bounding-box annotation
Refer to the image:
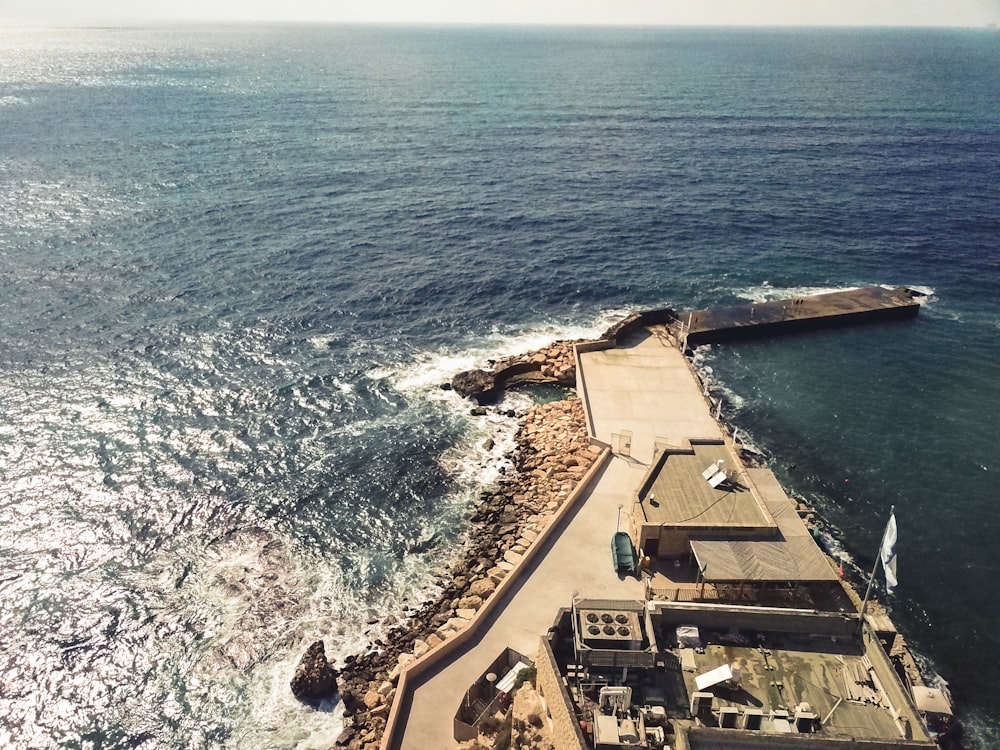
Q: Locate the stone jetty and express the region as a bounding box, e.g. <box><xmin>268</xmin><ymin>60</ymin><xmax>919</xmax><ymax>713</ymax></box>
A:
<box><xmin>320</xmin><ymin>297</ymin><xmax>930</xmax><ymax>749</ymax></box>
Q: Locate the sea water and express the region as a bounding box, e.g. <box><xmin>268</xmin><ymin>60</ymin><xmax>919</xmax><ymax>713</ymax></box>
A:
<box><xmin>0</xmin><ymin>24</ymin><xmax>998</xmax><ymax>748</ymax></box>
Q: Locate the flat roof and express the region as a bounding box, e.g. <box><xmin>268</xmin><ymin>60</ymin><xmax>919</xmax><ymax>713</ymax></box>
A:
<box><xmin>691</xmin><ymin>536</ymin><xmax>839</xmax><ymax>582</ymax></box>
<box><xmin>681</xmin><ymin>640</ymin><xmax>926</xmax><ymax>742</ymax></box>
<box><xmin>640</xmin><ymin>440</ymin><xmax>775</xmax><ymax>530</ymax></box>
<box><xmin>550</xmin><ymin>601</ymin><xmax>934</xmax><ymax>747</ymax></box>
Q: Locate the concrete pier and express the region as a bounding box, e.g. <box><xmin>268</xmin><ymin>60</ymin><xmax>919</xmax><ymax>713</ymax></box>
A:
<box><xmin>678</xmin><ymin>285</ymin><xmax>922</xmax><ymax>347</ymax></box>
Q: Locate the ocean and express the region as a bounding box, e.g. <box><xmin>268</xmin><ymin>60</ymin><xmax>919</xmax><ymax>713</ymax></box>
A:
<box><xmin>0</xmin><ymin>23</ymin><xmax>997</xmax><ymax>749</ymax></box>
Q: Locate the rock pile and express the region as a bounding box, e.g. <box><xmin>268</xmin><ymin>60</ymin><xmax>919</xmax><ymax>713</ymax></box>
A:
<box><xmin>503</xmin><ymin>340</ymin><xmax>577</xmax><ymax>386</ymax></box>
<box><xmin>331</xmin><ymin>395</ymin><xmax>600</xmax><ymax>750</ymax></box>
<box><xmin>451</xmin><ymin>340</ymin><xmax>579</xmax><ymax>402</ymax></box>
<box><xmin>510</xmin><ymin>682</ymin><xmax>556</xmax><ymax>750</ymax></box>
<box><xmin>290</xmin><ymin>640</ymin><xmax>338</xmax><ymax>703</ymax></box>
<box><xmin>511</xmin><ymin>399</ymin><xmax>601</xmax><ymax>516</ymax></box>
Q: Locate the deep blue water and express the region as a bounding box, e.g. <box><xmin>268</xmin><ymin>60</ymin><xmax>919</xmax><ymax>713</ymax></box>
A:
<box><xmin>0</xmin><ymin>24</ymin><xmax>998</xmax><ymax>749</ymax></box>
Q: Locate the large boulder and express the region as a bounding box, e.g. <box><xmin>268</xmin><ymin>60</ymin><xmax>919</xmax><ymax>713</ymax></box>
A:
<box><xmin>451</xmin><ymin>369</ymin><xmax>497</xmax><ymax>400</ymax></box>
<box><xmin>290</xmin><ymin>640</ymin><xmax>339</xmax><ymax>703</ymax></box>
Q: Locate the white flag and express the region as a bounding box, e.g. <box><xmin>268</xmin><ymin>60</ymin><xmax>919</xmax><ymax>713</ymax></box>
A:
<box><xmin>880</xmin><ymin>512</ymin><xmax>898</xmax><ymax>594</ymax></box>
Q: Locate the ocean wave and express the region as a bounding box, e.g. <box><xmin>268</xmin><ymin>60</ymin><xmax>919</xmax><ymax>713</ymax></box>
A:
<box><xmin>0</xmin><ymin>94</ymin><xmax>28</xmax><ymax>108</ymax></box>
<box><xmin>0</xmin><ymin>177</ymin><xmax>129</xmax><ymax>240</ymax></box>
<box><xmin>901</xmin><ymin>284</ymin><xmax>936</xmax><ymax>299</ymax></box>
<box><xmin>733</xmin><ymin>282</ymin><xmax>865</xmax><ymax>304</ymax></box>
<box><xmin>383</xmin><ymin>308</ymin><xmax>631</xmax><ymax>395</ymax></box>
<box><xmin>690</xmin><ymin>346</ymin><xmax>747</xmax><ymax>412</ymax></box>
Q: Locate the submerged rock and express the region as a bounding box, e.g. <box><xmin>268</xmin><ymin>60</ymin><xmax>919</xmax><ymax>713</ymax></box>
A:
<box><xmin>290</xmin><ymin>640</ymin><xmax>339</xmax><ymax>703</ymax></box>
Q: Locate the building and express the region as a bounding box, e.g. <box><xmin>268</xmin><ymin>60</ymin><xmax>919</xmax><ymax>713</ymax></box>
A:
<box><xmin>535</xmin><ymin>599</ymin><xmax>937</xmax><ymax>749</ymax></box>
<box><xmin>631</xmin><ymin>438</ymin><xmax>842</xmax><ymax>607</ymax></box>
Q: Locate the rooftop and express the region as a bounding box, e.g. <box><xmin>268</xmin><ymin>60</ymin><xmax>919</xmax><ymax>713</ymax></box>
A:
<box><xmin>683</xmin><ymin>640</ymin><xmax>907</xmax><ymax>739</ymax></box>
<box><xmin>547</xmin><ymin>601</ymin><xmax>934</xmax><ymax>749</ymax></box>
<box><xmin>639</xmin><ymin>440</ymin><xmax>776</xmax><ymax>532</ymax></box>
<box><xmin>657</xmin><ymin>602</ymin><xmax>933</xmax><ymax>746</ymax></box>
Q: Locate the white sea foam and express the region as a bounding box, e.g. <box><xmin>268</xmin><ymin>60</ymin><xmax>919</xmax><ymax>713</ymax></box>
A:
<box><xmin>734</xmin><ymin>282</ymin><xmax>864</xmax><ymax>304</ymax></box>
<box><xmin>900</xmin><ymin>284</ymin><xmax>935</xmax><ymax>299</ymax></box>
<box><xmin>690</xmin><ymin>346</ymin><xmax>747</xmax><ymax>412</ymax></box>
<box><xmin>173</xmin><ymin>524</ymin><xmax>446</xmax><ymax>750</ymax></box>
<box><xmin>385</xmin><ymin>310</ymin><xmax>630</xmax><ymax>398</ymax></box>
<box><xmin>734</xmin><ymin>282</ymin><xmax>941</xmax><ymax>311</ymax></box>
<box><xmin>438</xmin><ymin>399</ymin><xmax>524</xmax><ymax>492</ymax></box>
<box><xmin>380</xmin><ymin>311</ymin><xmax>632</xmax><ymax>499</ymax></box>
<box><xmin>307</xmin><ymin>333</ymin><xmax>344</xmax><ymax>351</ymax></box>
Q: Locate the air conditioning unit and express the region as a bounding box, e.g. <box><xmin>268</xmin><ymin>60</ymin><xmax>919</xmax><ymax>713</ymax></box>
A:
<box><xmin>742</xmin><ymin>708</ymin><xmax>763</xmax><ymax>730</ymax></box>
<box><xmin>578</xmin><ymin>609</ymin><xmax>642</xmax><ymax>645</ymax></box>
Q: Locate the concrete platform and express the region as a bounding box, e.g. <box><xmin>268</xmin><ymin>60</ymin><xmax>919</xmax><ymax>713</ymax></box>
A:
<box><xmin>397</xmin><ymin>458</ymin><xmax>646</xmax><ymax>749</ymax></box>
<box><xmin>394</xmin><ymin>330</ymin><xmax>721</xmax><ymax>749</ymax></box>
<box><xmin>580</xmin><ymin>329</ymin><xmax>723</xmax><ymax>464</ymax></box>
<box><xmin>679</xmin><ymin>285</ymin><xmax>922</xmax><ymax>347</ymax></box>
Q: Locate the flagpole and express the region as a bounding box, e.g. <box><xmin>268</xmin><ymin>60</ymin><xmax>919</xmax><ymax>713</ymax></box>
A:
<box><xmin>858</xmin><ymin>505</ymin><xmax>894</xmax><ymax>636</ymax></box>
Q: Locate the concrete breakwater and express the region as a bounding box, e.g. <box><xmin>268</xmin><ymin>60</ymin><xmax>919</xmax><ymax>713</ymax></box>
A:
<box><xmin>678</xmin><ymin>285</ymin><xmax>923</xmax><ymax>347</ymax></box>
<box><xmin>331</xmin><ymin>384</ymin><xmax>600</xmax><ymax>748</ymax></box>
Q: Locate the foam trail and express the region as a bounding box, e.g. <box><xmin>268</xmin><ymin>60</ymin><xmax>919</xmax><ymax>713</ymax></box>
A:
<box><xmin>384</xmin><ymin>310</ymin><xmax>631</xmax><ymax>397</ymax></box>
<box><xmin>735</xmin><ymin>282</ymin><xmax>864</xmax><ymax>304</ymax></box>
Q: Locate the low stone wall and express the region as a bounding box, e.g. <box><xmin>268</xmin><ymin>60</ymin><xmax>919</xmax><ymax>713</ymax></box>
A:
<box><xmin>451</xmin><ymin>340</ymin><xmax>580</xmax><ymax>403</ymax></box>
<box><xmin>328</xmin><ymin>385</ymin><xmax>610</xmax><ymax>750</ymax></box>
<box><xmin>653</xmin><ymin>601</ymin><xmax>859</xmax><ymax>637</ymax></box>
<box><xmin>378</xmin><ymin>441</ymin><xmax>612</xmax><ymax>750</ymax></box>
<box><xmin>599</xmin><ymin>308</ymin><xmax>678</xmax><ymax>344</ymax></box>
<box><xmin>571</xmin><ymin>339</ymin><xmax>614</xmax><ymax>439</ymax></box>
<box><xmin>535</xmin><ymin>636</ymin><xmax>587</xmax><ymax>750</ymax></box>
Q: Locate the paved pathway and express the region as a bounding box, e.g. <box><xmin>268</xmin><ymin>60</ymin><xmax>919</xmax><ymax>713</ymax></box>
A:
<box><xmin>396</xmin><ymin>329</ymin><xmax>721</xmax><ymax>749</ymax></box>
<box><xmin>582</xmin><ymin>329</ymin><xmax>722</xmax><ymax>464</ymax></box>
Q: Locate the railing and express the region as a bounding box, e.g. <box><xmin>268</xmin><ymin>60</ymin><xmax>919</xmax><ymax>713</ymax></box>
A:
<box><xmin>454</xmin><ymin>693</ymin><xmax>507</xmax><ymax>742</ymax></box>
<box><xmin>648</xmin><ymin>586</ymin><xmax>717</xmax><ymax>603</ymax></box>
<box><xmin>648</xmin><ymin>584</ymin><xmax>816</xmax><ymax>609</ymax></box>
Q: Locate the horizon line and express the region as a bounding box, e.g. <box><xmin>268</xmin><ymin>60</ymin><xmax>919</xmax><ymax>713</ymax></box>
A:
<box><xmin>2</xmin><ymin>18</ymin><xmax>996</xmax><ymax>30</ymax></box>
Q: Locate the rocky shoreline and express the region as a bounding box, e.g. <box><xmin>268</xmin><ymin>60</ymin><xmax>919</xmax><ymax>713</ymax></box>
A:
<box><xmin>319</xmin><ymin>341</ymin><xmax>593</xmax><ymax>749</ymax></box>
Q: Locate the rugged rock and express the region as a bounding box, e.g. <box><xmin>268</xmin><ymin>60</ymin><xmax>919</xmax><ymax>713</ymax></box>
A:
<box><xmin>457</xmin><ymin>594</ymin><xmax>484</xmax><ymax>610</ymax></box>
<box><xmin>290</xmin><ymin>640</ymin><xmax>338</xmax><ymax>703</ymax></box>
<box><xmin>335</xmin><ymin>726</ymin><xmax>356</xmax><ymax>746</ymax></box>
<box><xmin>469</xmin><ymin>578</ymin><xmax>496</xmax><ymax>598</ymax></box>
<box><xmin>511</xmin><ymin>682</ymin><xmax>555</xmax><ymax>750</ymax></box>
<box><xmin>451</xmin><ymin>369</ymin><xmax>497</xmax><ymax>399</ymax></box>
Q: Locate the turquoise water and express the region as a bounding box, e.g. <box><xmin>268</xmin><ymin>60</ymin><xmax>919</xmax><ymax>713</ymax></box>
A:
<box><xmin>0</xmin><ymin>24</ymin><xmax>997</xmax><ymax>748</ymax></box>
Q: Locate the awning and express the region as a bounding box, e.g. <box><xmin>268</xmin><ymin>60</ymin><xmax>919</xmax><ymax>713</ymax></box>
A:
<box><xmin>913</xmin><ymin>686</ymin><xmax>953</xmax><ymax>716</ymax></box>
<box><xmin>495</xmin><ymin>661</ymin><xmax>531</xmax><ymax>694</ymax></box>
<box><xmin>690</xmin><ymin>537</ymin><xmax>838</xmax><ymax>583</ymax></box>
<box><xmin>695</xmin><ymin>664</ymin><xmax>733</xmax><ymax>691</ymax></box>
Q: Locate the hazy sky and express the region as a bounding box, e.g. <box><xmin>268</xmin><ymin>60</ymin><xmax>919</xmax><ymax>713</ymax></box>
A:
<box><xmin>3</xmin><ymin>0</ymin><xmax>999</xmax><ymax>26</ymax></box>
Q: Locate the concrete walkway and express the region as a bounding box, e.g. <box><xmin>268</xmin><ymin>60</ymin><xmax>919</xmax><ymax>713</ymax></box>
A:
<box><xmin>582</xmin><ymin>329</ymin><xmax>722</xmax><ymax>464</ymax></box>
<box><xmin>396</xmin><ymin>329</ymin><xmax>721</xmax><ymax>749</ymax></box>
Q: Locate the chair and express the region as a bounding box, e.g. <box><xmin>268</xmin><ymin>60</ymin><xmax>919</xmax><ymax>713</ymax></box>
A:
<box><xmin>707</xmin><ymin>470</ymin><xmax>728</xmax><ymax>488</ymax></box>
<box><xmin>701</xmin><ymin>460</ymin><xmax>723</xmax><ymax>480</ymax></box>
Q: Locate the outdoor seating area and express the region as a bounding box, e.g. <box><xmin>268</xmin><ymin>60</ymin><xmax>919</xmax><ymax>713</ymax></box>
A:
<box><xmin>453</xmin><ymin>648</ymin><xmax>535</xmax><ymax>743</ymax></box>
